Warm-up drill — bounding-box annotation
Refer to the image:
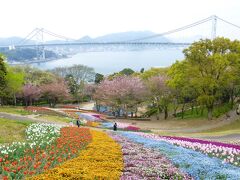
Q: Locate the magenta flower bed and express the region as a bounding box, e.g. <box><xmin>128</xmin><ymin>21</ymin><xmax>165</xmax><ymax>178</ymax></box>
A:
<box><xmin>124</xmin><ymin>126</ymin><xmax>140</xmax><ymax>131</ymax></box>
<box><xmin>162</xmin><ymin>136</ymin><xmax>240</xmax><ymax>150</ymax></box>
<box><xmin>109</xmin><ymin>133</ymin><xmax>192</xmax><ymax>179</ymax></box>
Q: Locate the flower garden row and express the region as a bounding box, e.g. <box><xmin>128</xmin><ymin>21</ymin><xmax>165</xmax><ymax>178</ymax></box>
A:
<box><xmin>109</xmin><ymin>133</ymin><xmax>192</xmax><ymax>179</ymax></box>
<box><xmin>63</xmin><ymin>109</ymin><xmax>146</xmax><ymax>131</ymax></box>
<box><xmin>0</xmin><ymin>124</ymin><xmax>92</xmax><ymax>179</ymax></box>
<box><xmin>136</xmin><ymin>132</ymin><xmax>240</xmax><ymax>167</ymax></box>
<box><xmin>1</xmin><ymin>122</ymin><xmax>240</xmax><ymax>179</ymax></box>
<box><xmin>119</xmin><ymin>132</ymin><xmax>240</xmax><ymax>179</ymax></box>
<box><xmin>33</xmin><ymin>130</ymin><xmax>123</xmax><ymax>179</ymax></box>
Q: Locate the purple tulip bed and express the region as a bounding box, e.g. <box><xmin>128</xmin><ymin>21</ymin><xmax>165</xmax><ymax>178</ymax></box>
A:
<box><xmin>108</xmin><ymin>131</ymin><xmax>240</xmax><ymax>179</ymax></box>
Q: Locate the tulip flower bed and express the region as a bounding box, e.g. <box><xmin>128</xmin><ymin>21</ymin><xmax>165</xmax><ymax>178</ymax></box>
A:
<box><xmin>25</xmin><ymin>106</ymin><xmax>62</xmax><ymax>116</ymax></box>
<box><xmin>101</xmin><ymin>122</ymin><xmax>141</xmax><ymax>132</ymax></box>
<box><xmin>162</xmin><ymin>135</ymin><xmax>240</xmax><ymax>150</ymax></box>
<box><xmin>85</xmin><ymin>121</ymin><xmax>100</xmax><ymax>127</ymax></box>
<box><xmin>0</xmin><ymin>125</ymin><xmax>92</xmax><ymax>179</ymax></box>
<box><xmin>120</xmin><ymin>132</ymin><xmax>240</xmax><ymax>179</ymax></box>
<box><xmin>0</xmin><ymin>123</ymin><xmax>61</xmax><ymax>161</ymax></box>
<box><xmin>136</xmin><ymin>133</ymin><xmax>240</xmax><ymax>167</ymax></box>
<box><xmin>57</xmin><ymin>105</ymin><xmax>79</xmax><ymax>109</ymax></box>
<box><xmin>33</xmin><ymin>130</ymin><xmax>123</xmax><ymax>179</ymax></box>
<box><xmin>109</xmin><ymin>132</ymin><xmax>192</xmax><ymax>179</ymax></box>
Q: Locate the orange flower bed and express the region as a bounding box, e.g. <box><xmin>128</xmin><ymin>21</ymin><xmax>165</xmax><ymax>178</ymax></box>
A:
<box><xmin>1</xmin><ymin>127</ymin><xmax>92</xmax><ymax>179</ymax></box>
<box><xmin>32</xmin><ymin>130</ymin><xmax>123</xmax><ymax>179</ymax></box>
<box><xmin>86</xmin><ymin>121</ymin><xmax>100</xmax><ymax>127</ymax></box>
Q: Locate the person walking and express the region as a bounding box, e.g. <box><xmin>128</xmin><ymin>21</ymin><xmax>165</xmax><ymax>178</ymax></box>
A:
<box><xmin>76</xmin><ymin>119</ymin><xmax>80</xmax><ymax>128</ymax></box>
<box><xmin>69</xmin><ymin>120</ymin><xmax>74</xmax><ymax>127</ymax></box>
<box><xmin>236</xmin><ymin>104</ymin><xmax>240</xmax><ymax>115</ymax></box>
<box><xmin>113</xmin><ymin>122</ymin><xmax>117</xmax><ymax>131</ymax></box>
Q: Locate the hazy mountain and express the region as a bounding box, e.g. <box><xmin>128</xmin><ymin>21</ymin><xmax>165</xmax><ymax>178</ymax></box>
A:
<box><xmin>78</xmin><ymin>31</ymin><xmax>170</xmax><ymax>42</ymax></box>
<box><xmin>0</xmin><ymin>31</ymin><xmax>170</xmax><ymax>46</ymax></box>
<box><xmin>0</xmin><ymin>37</ymin><xmax>35</xmax><ymax>46</ymax></box>
<box><xmin>78</xmin><ymin>36</ymin><xmax>94</xmax><ymax>42</ymax></box>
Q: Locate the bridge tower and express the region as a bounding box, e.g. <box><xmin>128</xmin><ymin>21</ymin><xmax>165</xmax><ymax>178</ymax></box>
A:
<box><xmin>211</xmin><ymin>15</ymin><xmax>217</xmax><ymax>39</ymax></box>
<box><xmin>35</xmin><ymin>28</ymin><xmax>45</xmax><ymax>61</ymax></box>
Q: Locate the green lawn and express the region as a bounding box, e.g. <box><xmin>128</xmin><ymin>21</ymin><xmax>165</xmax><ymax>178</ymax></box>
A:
<box><xmin>0</xmin><ymin>106</ymin><xmax>32</xmax><ymax>115</ymax></box>
<box><xmin>156</xmin><ymin>118</ymin><xmax>240</xmax><ymax>138</ymax></box>
<box><xmin>0</xmin><ymin>118</ymin><xmax>33</xmax><ymax>144</ymax></box>
<box><xmin>38</xmin><ymin>114</ymin><xmax>72</xmax><ymax>123</ymax></box>
<box><xmin>201</xmin><ymin>119</ymin><xmax>240</xmax><ymax>133</ymax></box>
<box><xmin>175</xmin><ymin>103</ymin><xmax>232</xmax><ymax>119</ymax></box>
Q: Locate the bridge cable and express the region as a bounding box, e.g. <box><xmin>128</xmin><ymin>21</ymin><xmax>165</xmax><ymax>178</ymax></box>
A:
<box><xmin>42</xmin><ymin>29</ymin><xmax>76</xmax><ymax>41</ymax></box>
<box><xmin>16</xmin><ymin>28</ymin><xmax>40</xmax><ymax>45</ymax></box>
<box><xmin>216</xmin><ymin>16</ymin><xmax>240</xmax><ymax>30</ymax></box>
<box><xmin>126</xmin><ymin>16</ymin><xmax>213</xmax><ymax>42</ymax></box>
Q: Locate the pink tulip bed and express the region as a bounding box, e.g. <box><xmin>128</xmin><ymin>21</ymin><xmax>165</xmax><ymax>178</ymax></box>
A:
<box><xmin>115</xmin><ymin>131</ymin><xmax>240</xmax><ymax>179</ymax></box>
<box><xmin>109</xmin><ymin>132</ymin><xmax>192</xmax><ymax>179</ymax></box>
<box><xmin>136</xmin><ymin>132</ymin><xmax>240</xmax><ymax>167</ymax></box>
<box><xmin>101</xmin><ymin>122</ymin><xmax>145</xmax><ymax>132</ymax></box>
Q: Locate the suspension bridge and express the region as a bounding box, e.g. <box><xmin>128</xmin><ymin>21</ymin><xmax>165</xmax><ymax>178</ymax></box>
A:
<box><xmin>1</xmin><ymin>15</ymin><xmax>240</xmax><ymax>63</ymax></box>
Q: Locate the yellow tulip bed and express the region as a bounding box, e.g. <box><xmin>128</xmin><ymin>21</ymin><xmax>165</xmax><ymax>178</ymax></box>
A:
<box><xmin>86</xmin><ymin>121</ymin><xmax>100</xmax><ymax>127</ymax></box>
<box><xmin>32</xmin><ymin>130</ymin><xmax>123</xmax><ymax>179</ymax></box>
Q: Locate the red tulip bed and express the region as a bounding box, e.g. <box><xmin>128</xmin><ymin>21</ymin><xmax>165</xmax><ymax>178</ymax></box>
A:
<box><xmin>0</xmin><ymin>124</ymin><xmax>92</xmax><ymax>179</ymax></box>
<box><xmin>24</xmin><ymin>106</ymin><xmax>62</xmax><ymax>116</ymax></box>
<box><xmin>57</xmin><ymin>105</ymin><xmax>79</xmax><ymax>109</ymax></box>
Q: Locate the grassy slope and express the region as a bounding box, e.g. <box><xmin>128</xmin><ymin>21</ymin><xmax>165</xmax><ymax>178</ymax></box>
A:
<box><xmin>199</xmin><ymin>119</ymin><xmax>240</xmax><ymax>135</ymax></box>
<box><xmin>0</xmin><ymin>118</ymin><xmax>33</xmax><ymax>144</ymax></box>
<box><xmin>38</xmin><ymin>114</ymin><xmax>71</xmax><ymax>123</ymax></box>
<box><xmin>0</xmin><ymin>106</ymin><xmax>70</xmax><ymax>123</ymax></box>
<box><xmin>156</xmin><ymin>118</ymin><xmax>240</xmax><ymax>138</ymax></box>
<box><xmin>0</xmin><ymin>106</ymin><xmax>32</xmax><ymax>115</ymax></box>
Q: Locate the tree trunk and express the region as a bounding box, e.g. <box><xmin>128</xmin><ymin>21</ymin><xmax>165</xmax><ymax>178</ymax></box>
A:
<box><xmin>181</xmin><ymin>103</ymin><xmax>185</xmax><ymax>119</ymax></box>
<box><xmin>125</xmin><ymin>105</ymin><xmax>128</xmax><ymax>119</ymax></box>
<box><xmin>200</xmin><ymin>106</ymin><xmax>204</xmax><ymax>115</ymax></box>
<box><xmin>25</xmin><ymin>98</ymin><xmax>28</xmax><ymax>106</ymax></box>
<box><xmin>196</xmin><ymin>106</ymin><xmax>199</xmax><ymax>115</ymax></box>
<box><xmin>173</xmin><ymin>106</ymin><xmax>178</xmax><ymax>117</ymax></box>
<box><xmin>156</xmin><ymin>107</ymin><xmax>161</xmax><ymax>120</ymax></box>
<box><xmin>13</xmin><ymin>94</ymin><xmax>17</xmax><ymax>106</ymax></box>
<box><xmin>134</xmin><ymin>107</ymin><xmax>138</xmax><ymax>117</ymax></box>
<box><xmin>164</xmin><ymin>107</ymin><xmax>168</xmax><ymax>120</ymax></box>
<box><xmin>207</xmin><ymin>105</ymin><xmax>213</xmax><ymax>120</ymax></box>
<box><xmin>230</xmin><ymin>94</ymin><xmax>234</xmax><ymax>109</ymax></box>
<box><xmin>191</xmin><ymin>102</ymin><xmax>194</xmax><ymax>114</ymax></box>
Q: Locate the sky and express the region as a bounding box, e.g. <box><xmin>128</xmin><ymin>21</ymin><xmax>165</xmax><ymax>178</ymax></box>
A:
<box><xmin>1</xmin><ymin>0</ymin><xmax>240</xmax><ymax>40</ymax></box>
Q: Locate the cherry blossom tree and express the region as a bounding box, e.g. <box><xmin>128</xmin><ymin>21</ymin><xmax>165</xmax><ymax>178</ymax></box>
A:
<box><xmin>94</xmin><ymin>76</ymin><xmax>147</xmax><ymax>117</ymax></box>
<box><xmin>22</xmin><ymin>84</ymin><xmax>41</xmax><ymax>106</ymax></box>
<box><xmin>40</xmin><ymin>79</ymin><xmax>70</xmax><ymax>107</ymax></box>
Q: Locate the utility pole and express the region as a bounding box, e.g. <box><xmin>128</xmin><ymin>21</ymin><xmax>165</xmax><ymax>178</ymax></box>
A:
<box><xmin>211</xmin><ymin>15</ymin><xmax>217</xmax><ymax>40</ymax></box>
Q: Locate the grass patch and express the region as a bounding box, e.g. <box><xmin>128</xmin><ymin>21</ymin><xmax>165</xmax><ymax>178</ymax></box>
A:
<box><xmin>0</xmin><ymin>106</ymin><xmax>32</xmax><ymax>115</ymax></box>
<box><xmin>38</xmin><ymin>114</ymin><xmax>72</xmax><ymax>123</ymax></box>
<box><xmin>176</xmin><ymin>103</ymin><xmax>232</xmax><ymax>120</ymax></box>
<box><xmin>0</xmin><ymin>118</ymin><xmax>33</xmax><ymax>144</ymax></box>
<box><xmin>201</xmin><ymin>119</ymin><xmax>240</xmax><ymax>133</ymax></box>
<box><xmin>155</xmin><ymin>119</ymin><xmax>240</xmax><ymax>138</ymax></box>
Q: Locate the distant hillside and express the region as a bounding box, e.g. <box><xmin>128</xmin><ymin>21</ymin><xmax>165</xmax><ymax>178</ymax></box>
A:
<box><xmin>0</xmin><ymin>48</ymin><xmax>59</xmax><ymax>61</ymax></box>
<box><xmin>78</xmin><ymin>31</ymin><xmax>170</xmax><ymax>42</ymax></box>
<box><xmin>0</xmin><ymin>37</ymin><xmax>35</xmax><ymax>46</ymax></box>
<box><xmin>0</xmin><ymin>31</ymin><xmax>170</xmax><ymax>46</ymax></box>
